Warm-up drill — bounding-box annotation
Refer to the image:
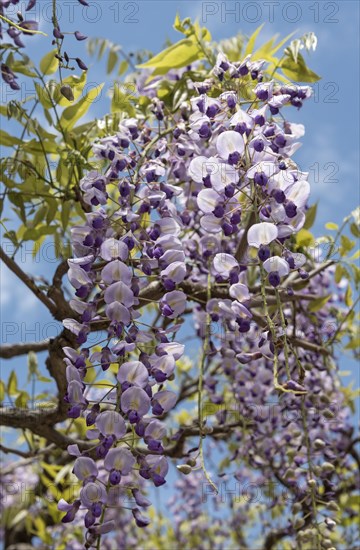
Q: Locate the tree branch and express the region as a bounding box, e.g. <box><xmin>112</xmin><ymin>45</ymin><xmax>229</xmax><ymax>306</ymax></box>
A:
<box><xmin>0</xmin><ymin>340</ymin><xmax>50</xmax><ymax>359</ymax></box>
<box><xmin>0</xmin><ymin>407</ymin><xmax>92</xmax><ymax>453</ymax></box>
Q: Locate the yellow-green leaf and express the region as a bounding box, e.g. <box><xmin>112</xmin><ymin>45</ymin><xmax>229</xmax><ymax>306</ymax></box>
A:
<box><xmin>281</xmin><ymin>52</ymin><xmax>320</xmax><ymax>82</ymax></box>
<box><xmin>270</xmin><ymin>31</ymin><xmax>296</xmax><ymax>55</ymax></box>
<box><xmin>296</xmin><ymin>229</ymin><xmax>315</xmax><ymax>247</ymax></box>
<box><xmin>303</xmin><ymin>203</ymin><xmax>318</xmax><ymax>230</ymax></box>
<box><xmin>15</xmin><ymin>391</ymin><xmax>29</xmax><ymax>408</ymax></box>
<box><xmin>111</xmin><ymin>84</ymin><xmax>135</xmax><ymax>116</ymax></box>
<box><xmin>308</xmin><ymin>295</ymin><xmax>331</xmax><ymax>312</ymax></box>
<box><xmin>0</xmin><ymin>129</ymin><xmax>23</xmax><ymax>147</ymax></box>
<box><xmin>118</xmin><ymin>60</ymin><xmax>128</xmax><ymax>76</ymax></box>
<box><xmin>59</xmin><ymin>83</ymin><xmax>104</xmax><ymax>130</ymax></box>
<box><xmin>350</xmin><ymin>250</ymin><xmax>360</xmax><ymax>260</ymax></box>
<box><xmin>107</xmin><ymin>50</ymin><xmax>118</xmax><ymax>73</ymax></box>
<box><xmin>244</xmin><ymin>24</ymin><xmax>265</xmax><ymax>56</ymax></box>
<box><xmin>53</xmin><ymin>72</ymin><xmax>87</xmax><ymax>106</ymax></box>
<box><xmin>40</xmin><ymin>49</ymin><xmax>59</xmax><ymax>75</ymax></box>
<box><xmin>345</xmin><ymin>285</ymin><xmax>353</xmax><ymax>307</ymax></box>
<box><xmin>334</xmin><ymin>264</ymin><xmax>344</xmax><ymax>284</ymax></box>
<box><xmin>7</xmin><ymin>371</ymin><xmax>18</xmax><ymax>395</ymax></box>
<box><xmin>325</xmin><ymin>222</ymin><xmax>339</xmax><ymax>230</ymax></box>
<box><xmin>137</xmin><ymin>36</ymin><xmax>203</xmax><ymax>75</ymax></box>
<box><xmin>0</xmin><ymin>380</ymin><xmax>5</xmax><ymax>402</ymax></box>
<box><xmin>340</xmin><ymin>235</ymin><xmax>355</xmax><ymax>255</ymax></box>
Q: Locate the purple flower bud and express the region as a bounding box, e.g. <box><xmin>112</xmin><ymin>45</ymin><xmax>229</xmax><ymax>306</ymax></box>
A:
<box><xmin>254</xmin><ymin>172</ymin><xmax>268</xmax><ymax>186</ymax></box>
<box><xmin>272</xmin><ymin>189</ymin><xmax>286</xmax><ymax>204</ymax></box>
<box><xmin>258</xmin><ymin>245</ymin><xmax>270</xmax><ymax>262</ymax></box>
<box><xmin>132</xmin><ymin>508</ymin><xmax>151</xmax><ymax>528</ymax></box>
<box><xmin>26</xmin><ymin>0</ymin><xmax>36</xmax><ymax>10</ymax></box>
<box><xmin>285</xmin><ymin>201</ymin><xmax>297</xmax><ymax>218</ymax></box>
<box><xmin>53</xmin><ymin>27</ymin><xmax>64</xmax><ymax>39</ymax></box>
<box><xmin>253</xmin><ymin>139</ymin><xmax>265</xmax><ymax>152</ymax></box>
<box><xmin>85</xmin><ymin>510</ymin><xmax>95</xmax><ymax>528</ymax></box>
<box><xmin>228</xmin><ymin>151</ymin><xmax>240</xmax><ymax>165</ymax></box>
<box><xmin>132</xmin><ymin>488</ymin><xmax>151</xmax><ymax>508</ymax></box>
<box><xmin>75</xmin><ymin>57</ymin><xmax>88</xmax><ymax>71</ymax></box>
<box><xmin>19</xmin><ymin>20</ymin><xmax>39</xmax><ymax>34</ymax></box>
<box><xmin>75</xmin><ymin>30</ymin><xmax>87</xmax><ymax>40</ymax></box>
<box><xmin>198</xmin><ymin>123</ymin><xmax>211</xmax><ymax>139</ymax></box>
<box><xmin>268</xmin><ymin>271</ymin><xmax>281</xmax><ymax>287</ymax></box>
<box><xmin>109</xmin><ymin>469</ymin><xmax>121</xmax><ymax>485</ymax></box>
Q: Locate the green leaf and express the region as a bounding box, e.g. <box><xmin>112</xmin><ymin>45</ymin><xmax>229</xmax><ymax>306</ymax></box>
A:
<box><xmin>59</xmin><ymin>83</ymin><xmax>104</xmax><ymax>130</ymax></box>
<box><xmin>345</xmin><ymin>284</ymin><xmax>353</xmax><ymax>307</ymax></box>
<box><xmin>308</xmin><ymin>295</ymin><xmax>331</xmax><ymax>312</ymax></box>
<box><xmin>325</xmin><ymin>222</ymin><xmax>339</xmax><ymax>230</ymax></box>
<box><xmin>27</xmin><ymin>351</ymin><xmax>39</xmax><ymax>378</ymax></box>
<box><xmin>7</xmin><ymin>371</ymin><xmax>18</xmax><ymax>395</ymax></box>
<box><xmin>137</xmin><ymin>36</ymin><xmax>204</xmax><ymax>75</ymax></box>
<box><xmin>281</xmin><ymin>52</ymin><xmax>320</xmax><ymax>82</ymax></box>
<box><xmin>340</xmin><ymin>235</ymin><xmax>355</xmax><ymax>256</ymax></box>
<box><xmin>0</xmin><ymin>380</ymin><xmax>5</xmax><ymax>402</ymax></box>
<box><xmin>46</xmin><ymin>197</ymin><xmax>58</xmax><ymax>225</ymax></box>
<box><xmin>270</xmin><ymin>32</ymin><xmax>296</xmax><ymax>55</ymax></box>
<box><xmin>9</xmin><ymin>59</ymin><xmax>37</xmax><ymax>78</ymax></box>
<box><xmin>350</xmin><ymin>222</ymin><xmax>360</xmax><ymax>238</ymax></box>
<box><xmin>345</xmin><ymin>337</ymin><xmax>360</xmax><ymax>351</ymax></box>
<box><xmin>244</xmin><ymin>24</ymin><xmax>265</xmax><ymax>56</ymax></box>
<box><xmin>60</xmin><ymin>200</ymin><xmax>71</xmax><ymax>230</ymax></box>
<box><xmin>15</xmin><ymin>391</ymin><xmax>29</xmax><ymax>408</ymax></box>
<box><xmin>350</xmin><ymin>250</ymin><xmax>360</xmax><ymax>260</ymax></box>
<box><xmin>303</xmin><ymin>203</ymin><xmax>318</xmax><ymax>230</ymax></box>
<box><xmin>334</xmin><ymin>264</ymin><xmax>344</xmax><ymax>284</ymax></box>
<box><xmin>0</xmin><ymin>130</ymin><xmax>23</xmax><ymax>147</ymax></box>
<box><xmin>107</xmin><ymin>50</ymin><xmax>118</xmax><ymax>73</ymax></box>
<box><xmin>34</xmin><ymin>82</ymin><xmax>53</xmax><ymax>109</ymax></box>
<box><xmin>40</xmin><ymin>49</ymin><xmax>59</xmax><ymax>76</ymax></box>
<box><xmin>111</xmin><ymin>85</ymin><xmax>135</xmax><ymax>116</ymax></box>
<box><xmin>37</xmin><ymin>375</ymin><xmax>52</xmax><ymax>383</ymax></box>
<box><xmin>30</xmin><ymin>204</ymin><xmax>48</xmax><ymax>229</ymax></box>
<box><xmin>23</xmin><ymin>139</ymin><xmax>58</xmax><ymax>155</ymax></box>
<box><xmin>296</xmin><ymin>229</ymin><xmax>315</xmax><ymax>247</ymax></box>
<box><xmin>22</xmin><ymin>225</ymin><xmax>57</xmax><ymax>241</ymax></box>
<box><xmin>118</xmin><ymin>60</ymin><xmax>128</xmax><ymax>76</ymax></box>
<box><xmin>53</xmin><ymin>72</ymin><xmax>87</xmax><ymax>106</ymax></box>
<box><xmin>9</xmin><ymin>510</ymin><xmax>28</xmax><ymax>528</ymax></box>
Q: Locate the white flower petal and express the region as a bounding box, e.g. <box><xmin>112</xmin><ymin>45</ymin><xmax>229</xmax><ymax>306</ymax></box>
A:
<box><xmin>216</xmin><ymin>130</ymin><xmax>244</xmax><ymax>159</ymax></box>
<box><xmin>197</xmin><ymin>189</ymin><xmax>219</xmax><ymax>213</ymax></box>
<box><xmin>285</xmin><ymin>180</ymin><xmax>310</xmax><ymax>208</ymax></box>
<box><xmin>247</xmin><ymin>222</ymin><xmax>278</xmax><ymax>248</ymax></box>
<box><xmin>213</xmin><ymin>253</ymin><xmax>238</xmax><ymax>276</ymax></box>
<box><xmin>200</xmin><ymin>214</ymin><xmax>222</xmax><ymax>233</ymax></box>
<box><xmin>263</xmin><ymin>256</ymin><xmax>290</xmax><ymax>276</ymax></box>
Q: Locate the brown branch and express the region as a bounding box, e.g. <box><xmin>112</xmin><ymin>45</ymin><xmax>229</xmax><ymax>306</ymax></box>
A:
<box><xmin>263</xmin><ymin>527</ymin><xmax>290</xmax><ymax>550</ymax></box>
<box><xmin>0</xmin><ymin>407</ymin><xmax>92</xmax><ymax>453</ymax></box>
<box><xmin>0</xmin><ymin>443</ymin><xmax>33</xmax><ymax>458</ymax></box>
<box><xmin>0</xmin><ymin>340</ymin><xmax>50</xmax><ymax>359</ymax></box>
<box><xmin>288</xmin><ymin>337</ymin><xmax>330</xmax><ymax>356</ymax></box>
<box><xmin>45</xmin><ymin>329</ymin><xmax>78</xmax><ymax>412</ymax></box>
<box><xmin>47</xmin><ymin>260</ymin><xmax>76</xmax><ymax>319</ymax></box>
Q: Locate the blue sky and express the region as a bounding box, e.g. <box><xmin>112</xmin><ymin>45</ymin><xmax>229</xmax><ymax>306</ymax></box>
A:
<box><xmin>1</xmin><ymin>0</ymin><xmax>359</xmax><ymax>535</ymax></box>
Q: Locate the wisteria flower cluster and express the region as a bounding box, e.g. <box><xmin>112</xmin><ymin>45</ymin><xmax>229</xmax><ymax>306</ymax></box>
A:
<box><xmin>56</xmin><ymin>45</ymin><xmax>358</xmax><ymax>549</ymax></box>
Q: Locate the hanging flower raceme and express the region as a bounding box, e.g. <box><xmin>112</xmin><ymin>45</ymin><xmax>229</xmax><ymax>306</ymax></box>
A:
<box><xmin>57</xmin><ymin>45</ymin><xmax>347</xmax><ymax>548</ymax></box>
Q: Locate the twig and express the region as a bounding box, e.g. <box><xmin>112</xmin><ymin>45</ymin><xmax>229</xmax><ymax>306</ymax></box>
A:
<box><xmin>0</xmin><ymin>246</ymin><xmax>57</xmax><ymax>315</ymax></box>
